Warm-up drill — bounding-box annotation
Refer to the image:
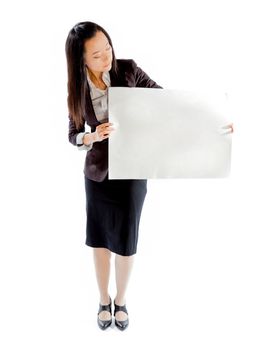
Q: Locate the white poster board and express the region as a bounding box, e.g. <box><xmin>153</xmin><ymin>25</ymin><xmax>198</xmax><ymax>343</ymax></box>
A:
<box><xmin>108</xmin><ymin>87</ymin><xmax>232</xmax><ymax>179</ymax></box>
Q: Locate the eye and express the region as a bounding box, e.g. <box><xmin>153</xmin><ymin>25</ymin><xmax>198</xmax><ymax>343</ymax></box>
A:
<box><xmin>93</xmin><ymin>45</ymin><xmax>111</xmax><ymax>59</ymax></box>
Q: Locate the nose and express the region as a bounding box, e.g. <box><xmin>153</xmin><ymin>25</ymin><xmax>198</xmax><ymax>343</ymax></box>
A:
<box><xmin>103</xmin><ymin>60</ymin><xmax>109</xmax><ymax>65</ymax></box>
<box><xmin>102</xmin><ymin>52</ymin><xmax>111</xmax><ymax>65</ymax></box>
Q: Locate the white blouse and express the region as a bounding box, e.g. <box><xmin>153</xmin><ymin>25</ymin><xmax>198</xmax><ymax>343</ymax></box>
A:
<box><xmin>76</xmin><ymin>71</ymin><xmax>111</xmax><ymax>151</ymax></box>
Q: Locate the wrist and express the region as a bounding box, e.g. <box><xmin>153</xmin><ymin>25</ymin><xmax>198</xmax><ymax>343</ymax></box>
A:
<box><xmin>90</xmin><ymin>131</ymin><xmax>97</xmax><ymax>143</ymax></box>
<box><xmin>82</xmin><ymin>132</ymin><xmax>92</xmax><ymax>146</ymax></box>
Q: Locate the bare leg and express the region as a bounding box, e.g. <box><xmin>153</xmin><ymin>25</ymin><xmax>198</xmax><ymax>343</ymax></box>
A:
<box><xmin>93</xmin><ymin>248</ymin><xmax>112</xmax><ymax>321</ymax></box>
<box><xmin>114</xmin><ymin>254</ymin><xmax>135</xmax><ymax>321</ymax></box>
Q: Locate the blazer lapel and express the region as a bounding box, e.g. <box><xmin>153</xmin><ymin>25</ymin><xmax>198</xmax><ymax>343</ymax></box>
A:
<box><xmin>85</xmin><ymin>67</ymin><xmax>124</xmax><ymax>128</ymax></box>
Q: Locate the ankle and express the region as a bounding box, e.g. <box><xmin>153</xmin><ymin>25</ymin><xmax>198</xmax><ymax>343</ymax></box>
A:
<box><xmin>100</xmin><ymin>294</ymin><xmax>111</xmax><ymax>305</ymax></box>
<box><xmin>114</xmin><ymin>297</ymin><xmax>126</xmax><ymax>306</ymax></box>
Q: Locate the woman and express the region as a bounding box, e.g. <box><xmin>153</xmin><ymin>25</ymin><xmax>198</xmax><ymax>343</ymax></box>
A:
<box><xmin>65</xmin><ymin>21</ymin><xmax>163</xmax><ymax>331</ymax></box>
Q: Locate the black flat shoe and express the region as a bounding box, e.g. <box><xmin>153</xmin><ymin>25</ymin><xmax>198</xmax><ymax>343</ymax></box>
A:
<box><xmin>97</xmin><ymin>297</ymin><xmax>112</xmax><ymax>330</ymax></box>
<box><xmin>114</xmin><ymin>300</ymin><xmax>129</xmax><ymax>331</ymax></box>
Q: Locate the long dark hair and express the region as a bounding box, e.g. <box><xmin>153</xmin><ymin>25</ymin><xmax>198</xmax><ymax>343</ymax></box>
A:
<box><xmin>65</xmin><ymin>21</ymin><xmax>118</xmax><ymax>129</ymax></box>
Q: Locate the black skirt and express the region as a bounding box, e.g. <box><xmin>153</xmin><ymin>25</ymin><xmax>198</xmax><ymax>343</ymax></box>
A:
<box><xmin>84</xmin><ymin>173</ymin><xmax>147</xmax><ymax>256</ymax></box>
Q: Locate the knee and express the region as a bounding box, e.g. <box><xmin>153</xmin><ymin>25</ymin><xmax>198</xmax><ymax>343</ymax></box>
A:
<box><xmin>94</xmin><ymin>247</ymin><xmax>112</xmax><ymax>259</ymax></box>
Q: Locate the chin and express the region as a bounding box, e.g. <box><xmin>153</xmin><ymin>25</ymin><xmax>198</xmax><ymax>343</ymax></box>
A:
<box><xmin>103</xmin><ymin>63</ymin><xmax>111</xmax><ymax>70</ymax></box>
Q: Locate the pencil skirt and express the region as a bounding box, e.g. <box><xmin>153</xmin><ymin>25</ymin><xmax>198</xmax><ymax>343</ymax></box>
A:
<box><xmin>84</xmin><ymin>174</ymin><xmax>147</xmax><ymax>256</ymax></box>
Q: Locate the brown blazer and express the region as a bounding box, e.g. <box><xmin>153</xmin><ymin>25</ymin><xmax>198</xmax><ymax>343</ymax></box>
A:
<box><xmin>68</xmin><ymin>59</ymin><xmax>163</xmax><ymax>182</ymax></box>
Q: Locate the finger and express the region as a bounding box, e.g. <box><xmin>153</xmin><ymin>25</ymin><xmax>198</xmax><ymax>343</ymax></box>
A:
<box><xmin>102</xmin><ymin>122</ymin><xmax>113</xmax><ymax>126</ymax></box>
<box><xmin>222</xmin><ymin>123</ymin><xmax>233</xmax><ymax>129</ymax></box>
<box><xmin>104</xmin><ymin>125</ymin><xmax>114</xmax><ymax>130</ymax></box>
<box><xmin>219</xmin><ymin>127</ymin><xmax>233</xmax><ymax>135</ymax></box>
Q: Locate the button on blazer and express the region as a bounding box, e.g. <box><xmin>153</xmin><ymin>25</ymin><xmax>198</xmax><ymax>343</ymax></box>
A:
<box><xmin>68</xmin><ymin>59</ymin><xmax>163</xmax><ymax>182</ymax></box>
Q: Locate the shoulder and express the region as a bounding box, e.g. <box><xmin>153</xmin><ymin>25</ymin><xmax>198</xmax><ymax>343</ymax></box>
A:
<box><xmin>115</xmin><ymin>59</ymin><xmax>138</xmax><ymax>73</ymax></box>
<box><xmin>113</xmin><ymin>59</ymin><xmax>138</xmax><ymax>86</ymax></box>
<box><xmin>113</xmin><ymin>59</ymin><xmax>162</xmax><ymax>89</ymax></box>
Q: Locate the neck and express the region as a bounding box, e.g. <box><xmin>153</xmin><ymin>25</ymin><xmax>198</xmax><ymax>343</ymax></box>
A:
<box><xmin>87</xmin><ymin>68</ymin><xmax>103</xmax><ymax>82</ymax></box>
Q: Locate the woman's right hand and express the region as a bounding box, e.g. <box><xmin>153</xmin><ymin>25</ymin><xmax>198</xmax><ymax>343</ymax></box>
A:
<box><xmin>93</xmin><ymin>122</ymin><xmax>115</xmax><ymax>142</ymax></box>
<box><xmin>83</xmin><ymin>122</ymin><xmax>115</xmax><ymax>145</ymax></box>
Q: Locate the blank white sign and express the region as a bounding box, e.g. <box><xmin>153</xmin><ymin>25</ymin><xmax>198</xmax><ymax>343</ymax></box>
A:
<box><xmin>108</xmin><ymin>87</ymin><xmax>232</xmax><ymax>179</ymax></box>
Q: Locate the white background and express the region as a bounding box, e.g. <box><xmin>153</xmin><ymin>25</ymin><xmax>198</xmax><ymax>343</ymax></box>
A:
<box><xmin>0</xmin><ymin>0</ymin><xmax>266</xmax><ymax>349</ymax></box>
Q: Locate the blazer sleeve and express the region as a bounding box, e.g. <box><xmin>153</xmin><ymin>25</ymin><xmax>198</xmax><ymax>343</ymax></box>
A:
<box><xmin>132</xmin><ymin>59</ymin><xmax>163</xmax><ymax>89</ymax></box>
<box><xmin>68</xmin><ymin>114</ymin><xmax>92</xmax><ymax>151</ymax></box>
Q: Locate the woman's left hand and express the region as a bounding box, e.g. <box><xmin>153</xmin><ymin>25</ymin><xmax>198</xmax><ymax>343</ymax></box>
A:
<box><xmin>222</xmin><ymin>123</ymin><xmax>234</xmax><ymax>133</ymax></box>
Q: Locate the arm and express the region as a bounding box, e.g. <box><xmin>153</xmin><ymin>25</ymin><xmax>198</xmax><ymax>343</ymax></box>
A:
<box><xmin>68</xmin><ymin>114</ymin><xmax>93</xmax><ymax>151</ymax></box>
<box><xmin>76</xmin><ymin>132</ymin><xmax>93</xmax><ymax>151</ymax></box>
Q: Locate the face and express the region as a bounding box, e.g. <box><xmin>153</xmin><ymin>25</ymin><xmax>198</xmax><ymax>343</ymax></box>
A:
<box><xmin>83</xmin><ymin>31</ymin><xmax>113</xmax><ymax>75</ymax></box>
